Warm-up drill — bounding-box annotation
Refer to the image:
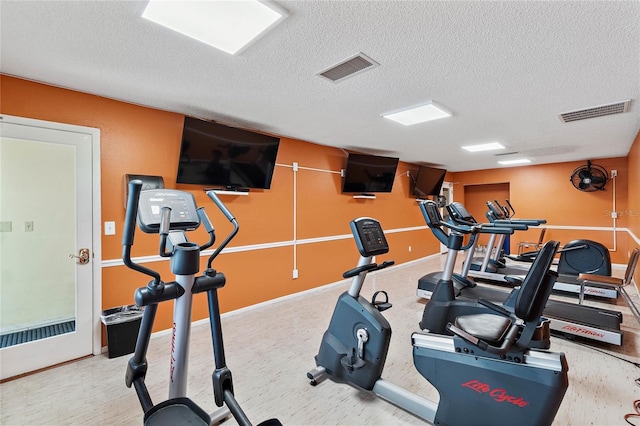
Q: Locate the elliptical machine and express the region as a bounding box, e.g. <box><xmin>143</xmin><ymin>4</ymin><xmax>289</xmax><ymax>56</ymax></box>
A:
<box><xmin>122</xmin><ymin>180</ymin><xmax>280</xmax><ymax>426</ymax></box>
<box><xmin>308</xmin><ymin>215</ymin><xmax>569</xmax><ymax>425</ymax></box>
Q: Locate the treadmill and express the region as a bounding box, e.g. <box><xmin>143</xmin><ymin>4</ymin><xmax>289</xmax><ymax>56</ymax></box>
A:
<box><xmin>417</xmin><ymin>201</ymin><xmax>624</xmax><ymax>345</ymax></box>
<box><xmin>469</xmin><ymin>200</ymin><xmax>618</xmax><ymax>299</ymax></box>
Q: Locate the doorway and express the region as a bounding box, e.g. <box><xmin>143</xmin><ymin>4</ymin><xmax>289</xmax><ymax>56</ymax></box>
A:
<box><xmin>0</xmin><ymin>114</ymin><xmax>101</xmax><ymax>380</ymax></box>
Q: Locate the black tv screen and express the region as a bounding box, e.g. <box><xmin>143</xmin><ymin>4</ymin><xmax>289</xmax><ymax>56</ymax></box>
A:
<box><xmin>342</xmin><ymin>153</ymin><xmax>399</xmax><ymax>193</ymax></box>
<box><xmin>176</xmin><ymin>117</ymin><xmax>280</xmax><ymax>189</ymax></box>
<box><xmin>412</xmin><ymin>166</ymin><xmax>446</xmax><ymax>197</ymax></box>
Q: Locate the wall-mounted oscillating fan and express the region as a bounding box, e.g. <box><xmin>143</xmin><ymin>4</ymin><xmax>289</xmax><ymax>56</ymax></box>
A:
<box><xmin>570</xmin><ymin>160</ymin><xmax>609</xmax><ymax>192</ymax></box>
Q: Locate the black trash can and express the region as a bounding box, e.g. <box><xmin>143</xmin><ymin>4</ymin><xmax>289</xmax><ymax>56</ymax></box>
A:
<box><xmin>101</xmin><ymin>305</ymin><xmax>144</xmax><ymax>358</ymax></box>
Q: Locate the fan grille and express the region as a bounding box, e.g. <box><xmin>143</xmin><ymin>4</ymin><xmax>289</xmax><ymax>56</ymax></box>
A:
<box><xmin>570</xmin><ymin>161</ymin><xmax>609</xmax><ymax>192</ymax></box>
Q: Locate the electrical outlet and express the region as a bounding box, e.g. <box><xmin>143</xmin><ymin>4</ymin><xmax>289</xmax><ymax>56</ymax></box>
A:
<box><xmin>611</xmin><ymin>169</ymin><xmax>617</xmax><ymax>177</ymax></box>
<box><xmin>292</xmin><ymin>269</ymin><xmax>299</xmax><ymax>279</ymax></box>
<box><xmin>25</xmin><ymin>221</ymin><xmax>34</xmax><ymax>232</ymax></box>
<box><xmin>408</xmin><ymin>245</ymin><xmax>412</xmax><ymax>252</ymax></box>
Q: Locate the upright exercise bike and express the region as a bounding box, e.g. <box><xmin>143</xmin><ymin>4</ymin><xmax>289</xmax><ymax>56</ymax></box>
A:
<box><xmin>122</xmin><ymin>180</ymin><xmax>280</xmax><ymax>426</ymax></box>
<box><xmin>308</xmin><ymin>215</ymin><xmax>568</xmax><ymax>425</ymax></box>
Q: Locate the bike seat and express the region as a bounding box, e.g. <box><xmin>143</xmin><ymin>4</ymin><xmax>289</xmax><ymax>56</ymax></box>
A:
<box><xmin>454</xmin><ymin>314</ymin><xmax>511</xmax><ymax>345</ymax></box>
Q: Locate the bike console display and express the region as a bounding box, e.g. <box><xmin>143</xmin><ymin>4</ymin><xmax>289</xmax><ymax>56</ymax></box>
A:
<box><xmin>350</xmin><ymin>217</ymin><xmax>389</xmax><ymax>257</ymax></box>
<box><xmin>137</xmin><ymin>189</ymin><xmax>200</xmax><ymax>233</ymax></box>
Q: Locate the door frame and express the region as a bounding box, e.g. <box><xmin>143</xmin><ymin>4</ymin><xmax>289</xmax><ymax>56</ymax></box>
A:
<box><xmin>0</xmin><ymin>114</ymin><xmax>102</xmax><ymax>358</ymax></box>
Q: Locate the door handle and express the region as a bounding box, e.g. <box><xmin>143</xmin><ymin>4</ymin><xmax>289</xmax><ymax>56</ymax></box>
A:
<box><xmin>69</xmin><ymin>248</ymin><xmax>90</xmax><ymax>265</ymax></box>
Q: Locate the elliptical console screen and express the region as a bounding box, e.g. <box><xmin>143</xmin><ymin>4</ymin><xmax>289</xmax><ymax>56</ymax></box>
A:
<box><xmin>137</xmin><ymin>190</ymin><xmax>200</xmax><ymax>233</ymax></box>
<box><xmin>350</xmin><ymin>218</ymin><xmax>389</xmax><ymax>257</ymax></box>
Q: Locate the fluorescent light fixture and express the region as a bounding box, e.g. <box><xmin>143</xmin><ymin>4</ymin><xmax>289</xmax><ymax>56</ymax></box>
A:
<box><xmin>382</xmin><ymin>102</ymin><xmax>451</xmax><ymax>126</ymax></box>
<box><xmin>142</xmin><ymin>0</ymin><xmax>287</xmax><ymax>55</ymax></box>
<box><xmin>462</xmin><ymin>142</ymin><xmax>505</xmax><ymax>152</ymax></box>
<box><xmin>498</xmin><ymin>159</ymin><xmax>532</xmax><ymax>165</ymax></box>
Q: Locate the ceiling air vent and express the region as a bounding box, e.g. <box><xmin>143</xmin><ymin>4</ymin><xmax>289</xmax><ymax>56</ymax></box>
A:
<box><xmin>558</xmin><ymin>99</ymin><xmax>631</xmax><ymax>123</ymax></box>
<box><xmin>317</xmin><ymin>53</ymin><xmax>379</xmax><ymax>83</ymax></box>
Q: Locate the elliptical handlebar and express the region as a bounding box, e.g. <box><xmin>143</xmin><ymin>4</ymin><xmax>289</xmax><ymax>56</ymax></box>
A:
<box><xmin>122</xmin><ymin>180</ymin><xmax>162</xmax><ymax>287</ymax></box>
<box><xmin>205</xmin><ymin>190</ymin><xmax>239</xmax><ymax>269</ymax></box>
<box><xmin>123</xmin><ymin>180</ymin><xmax>142</xmax><ymax>247</ymax></box>
<box><xmin>196</xmin><ymin>207</ymin><xmax>216</xmax><ymax>251</ymax></box>
<box><xmin>207</xmin><ymin>190</ymin><xmax>235</xmax><ymax>222</ymax></box>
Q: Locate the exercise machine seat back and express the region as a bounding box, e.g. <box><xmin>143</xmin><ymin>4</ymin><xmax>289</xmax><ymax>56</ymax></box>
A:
<box><xmin>513</xmin><ymin>240</ymin><xmax>560</xmax><ymax>323</ymax></box>
<box><xmin>557</xmin><ymin>239</ymin><xmax>611</xmax><ymax>276</ymax></box>
<box><xmin>453</xmin><ymin>240</ymin><xmax>560</xmax><ymax>351</ymax></box>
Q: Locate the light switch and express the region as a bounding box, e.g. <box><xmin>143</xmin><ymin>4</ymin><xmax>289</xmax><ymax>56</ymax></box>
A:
<box><xmin>104</xmin><ymin>221</ymin><xmax>116</xmax><ymax>236</ymax></box>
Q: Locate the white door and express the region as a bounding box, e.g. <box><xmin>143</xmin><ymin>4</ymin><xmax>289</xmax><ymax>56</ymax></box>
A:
<box><xmin>439</xmin><ymin>181</ymin><xmax>454</xmax><ymax>254</ymax></box>
<box><xmin>0</xmin><ymin>114</ymin><xmax>100</xmax><ymax>380</ymax></box>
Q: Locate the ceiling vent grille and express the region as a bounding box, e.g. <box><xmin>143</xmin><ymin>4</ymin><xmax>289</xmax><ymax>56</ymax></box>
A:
<box><xmin>559</xmin><ymin>100</ymin><xmax>631</xmax><ymax>123</ymax></box>
<box><xmin>317</xmin><ymin>53</ymin><xmax>379</xmax><ymax>83</ymax></box>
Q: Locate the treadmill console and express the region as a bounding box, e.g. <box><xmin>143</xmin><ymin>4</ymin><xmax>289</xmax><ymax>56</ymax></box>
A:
<box><xmin>448</xmin><ymin>202</ymin><xmax>475</xmax><ymax>223</ymax></box>
<box><xmin>486</xmin><ymin>201</ymin><xmax>504</xmax><ymax>218</ymax></box>
<box><xmin>137</xmin><ymin>189</ymin><xmax>200</xmax><ymax>233</ymax></box>
<box><xmin>350</xmin><ymin>217</ymin><xmax>389</xmax><ymax>257</ymax></box>
<box><xmin>420</xmin><ymin>201</ymin><xmax>442</xmax><ymax>228</ymax></box>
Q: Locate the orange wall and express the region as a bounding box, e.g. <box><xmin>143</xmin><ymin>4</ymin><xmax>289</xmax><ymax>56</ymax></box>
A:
<box><xmin>627</xmin><ymin>131</ymin><xmax>640</xmax><ymax>289</ymax></box>
<box><xmin>0</xmin><ymin>75</ymin><xmax>438</xmax><ymax>338</ymax></box>
<box><xmin>463</xmin><ymin>182</ymin><xmax>510</xmax><ymax>248</ymax></box>
<box><xmin>2</xmin><ymin>74</ymin><xmax>638</xmax><ymax>333</ymax></box>
<box><xmin>451</xmin><ymin>157</ymin><xmax>631</xmax><ymax>265</ymax></box>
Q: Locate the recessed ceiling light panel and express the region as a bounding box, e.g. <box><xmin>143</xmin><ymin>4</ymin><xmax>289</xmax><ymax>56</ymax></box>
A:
<box><xmin>462</xmin><ymin>142</ymin><xmax>505</xmax><ymax>152</ymax></box>
<box><xmin>498</xmin><ymin>159</ymin><xmax>531</xmax><ymax>165</ymax></box>
<box><xmin>142</xmin><ymin>0</ymin><xmax>287</xmax><ymax>55</ymax></box>
<box><xmin>382</xmin><ymin>102</ymin><xmax>451</xmax><ymax>126</ymax></box>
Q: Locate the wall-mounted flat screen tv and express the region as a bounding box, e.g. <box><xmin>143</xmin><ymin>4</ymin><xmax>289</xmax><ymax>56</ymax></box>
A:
<box><xmin>176</xmin><ymin>117</ymin><xmax>280</xmax><ymax>189</ymax></box>
<box><xmin>342</xmin><ymin>153</ymin><xmax>399</xmax><ymax>193</ymax></box>
<box><xmin>412</xmin><ymin>166</ymin><xmax>447</xmax><ymax>197</ymax></box>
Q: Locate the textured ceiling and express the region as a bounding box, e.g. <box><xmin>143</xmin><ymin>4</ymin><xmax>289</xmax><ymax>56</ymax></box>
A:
<box><xmin>1</xmin><ymin>0</ymin><xmax>639</xmax><ymax>172</ymax></box>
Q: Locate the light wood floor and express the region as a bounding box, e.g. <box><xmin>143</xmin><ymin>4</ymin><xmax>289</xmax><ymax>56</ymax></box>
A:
<box><xmin>1</xmin><ymin>255</ymin><xmax>639</xmax><ymax>425</ymax></box>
